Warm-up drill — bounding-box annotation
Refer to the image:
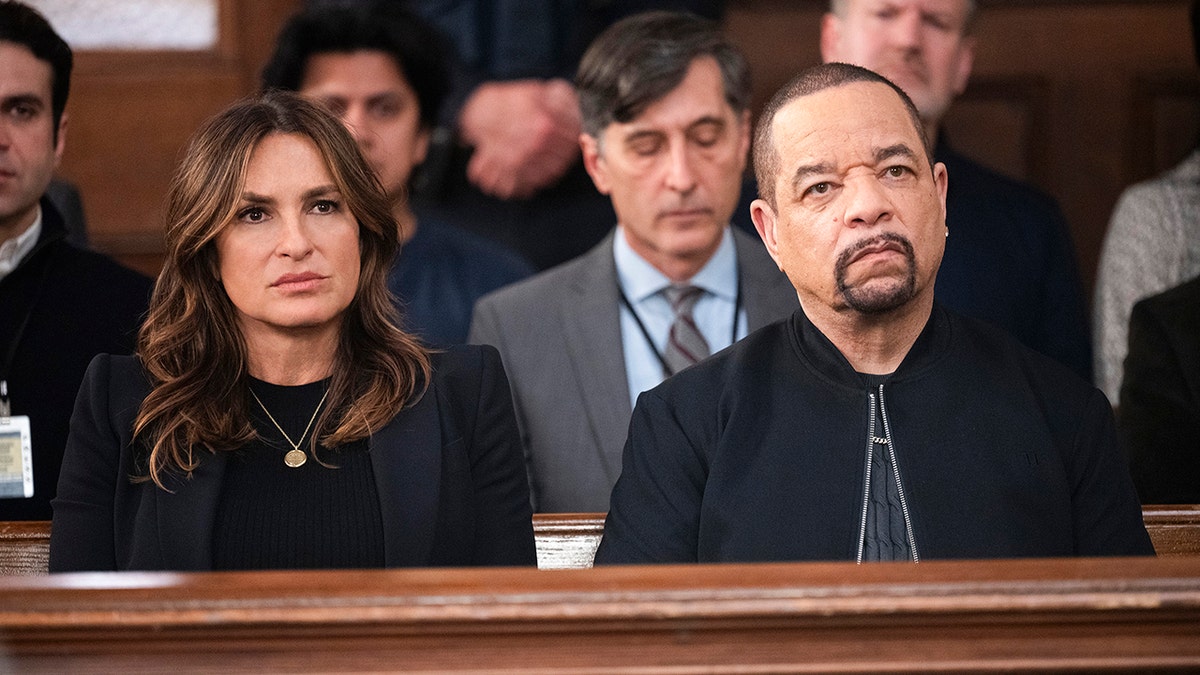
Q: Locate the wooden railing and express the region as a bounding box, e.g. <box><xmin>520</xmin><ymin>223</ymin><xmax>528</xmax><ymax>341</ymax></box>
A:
<box><xmin>0</xmin><ymin>557</ymin><xmax>1198</xmax><ymax>672</ymax></box>
<box><xmin>1142</xmin><ymin>504</ymin><xmax>1200</xmax><ymax>557</ymax></box>
<box><xmin>533</xmin><ymin>511</ymin><xmax>605</xmax><ymax>569</ymax></box>
<box><xmin>3</xmin><ymin>505</ymin><xmax>1198</xmax><ymax>575</ymax></box>
<box><xmin>532</xmin><ymin>506</ymin><xmax>1200</xmax><ymax>567</ymax></box>
<box><xmin>0</xmin><ymin>520</ymin><xmax>51</xmax><ymax>577</ymax></box>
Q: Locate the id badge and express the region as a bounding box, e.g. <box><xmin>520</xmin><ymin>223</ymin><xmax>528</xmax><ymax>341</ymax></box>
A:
<box><xmin>0</xmin><ymin>416</ymin><xmax>34</xmax><ymax>499</ymax></box>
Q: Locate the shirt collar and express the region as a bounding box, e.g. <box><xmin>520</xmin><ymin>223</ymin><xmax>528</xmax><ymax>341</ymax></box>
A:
<box><xmin>613</xmin><ymin>225</ymin><xmax>738</xmax><ymax>303</ymax></box>
<box><xmin>0</xmin><ymin>204</ymin><xmax>44</xmax><ymax>280</ymax></box>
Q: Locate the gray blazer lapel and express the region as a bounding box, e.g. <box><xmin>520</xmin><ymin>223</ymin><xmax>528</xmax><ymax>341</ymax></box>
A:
<box><xmin>734</xmin><ymin>228</ymin><xmax>800</xmax><ymax>330</ymax></box>
<box><xmin>561</xmin><ymin>233</ymin><xmax>632</xmax><ymax>482</ymax></box>
<box><xmin>154</xmin><ymin>450</ymin><xmax>227</xmax><ymax>571</ymax></box>
<box><xmin>371</xmin><ymin>387</ymin><xmax>440</xmax><ymax>567</ymax></box>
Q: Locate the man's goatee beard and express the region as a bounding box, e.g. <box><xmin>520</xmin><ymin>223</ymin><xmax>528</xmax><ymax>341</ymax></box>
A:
<box><xmin>834</xmin><ymin>232</ymin><xmax>918</xmax><ymax>314</ymax></box>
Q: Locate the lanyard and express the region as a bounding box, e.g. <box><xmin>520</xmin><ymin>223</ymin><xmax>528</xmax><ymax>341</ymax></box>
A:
<box><xmin>616</xmin><ymin>275</ymin><xmax>743</xmax><ymax>378</ymax></box>
<box><xmin>1</xmin><ymin>253</ymin><xmax>54</xmax><ymax>414</ymax></box>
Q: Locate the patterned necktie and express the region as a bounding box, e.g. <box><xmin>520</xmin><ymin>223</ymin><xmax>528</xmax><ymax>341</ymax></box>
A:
<box><xmin>662</xmin><ymin>284</ymin><xmax>710</xmax><ymax>375</ymax></box>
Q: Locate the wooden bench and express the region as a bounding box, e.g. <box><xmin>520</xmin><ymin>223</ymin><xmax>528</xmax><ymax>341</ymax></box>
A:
<box><xmin>4</xmin><ymin>505</ymin><xmax>1198</xmax><ymax>574</ymax></box>
<box><xmin>533</xmin><ymin>512</ymin><xmax>605</xmax><ymax>569</ymax></box>
<box><xmin>1141</xmin><ymin>504</ymin><xmax>1200</xmax><ymax>557</ymax></box>
<box><xmin>0</xmin><ymin>520</ymin><xmax>51</xmax><ymax>576</ymax></box>
<box><xmin>0</xmin><ymin>557</ymin><xmax>1198</xmax><ymax>672</ymax></box>
<box><xmin>533</xmin><ymin>506</ymin><xmax>1200</xmax><ymax>566</ymax></box>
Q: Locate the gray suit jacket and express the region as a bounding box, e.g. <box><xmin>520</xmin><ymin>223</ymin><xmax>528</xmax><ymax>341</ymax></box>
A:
<box><xmin>469</xmin><ymin>228</ymin><xmax>799</xmax><ymax>512</ymax></box>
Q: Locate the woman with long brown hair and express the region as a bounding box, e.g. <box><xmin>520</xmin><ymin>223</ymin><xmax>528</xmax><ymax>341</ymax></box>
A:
<box><xmin>49</xmin><ymin>91</ymin><xmax>535</xmax><ymax>570</ymax></box>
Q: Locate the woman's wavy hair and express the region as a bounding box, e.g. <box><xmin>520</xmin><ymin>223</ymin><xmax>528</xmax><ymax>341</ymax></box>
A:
<box><xmin>135</xmin><ymin>90</ymin><xmax>430</xmax><ymax>489</ymax></box>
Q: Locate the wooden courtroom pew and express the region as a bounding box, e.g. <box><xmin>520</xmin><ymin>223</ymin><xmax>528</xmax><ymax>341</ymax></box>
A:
<box><xmin>0</xmin><ymin>557</ymin><xmax>1198</xmax><ymax>672</ymax></box>
<box><xmin>531</xmin><ymin>507</ymin><xmax>1200</xmax><ymax>567</ymax></box>
<box><xmin>0</xmin><ymin>521</ymin><xmax>50</xmax><ymax>577</ymax></box>
<box><xmin>1143</xmin><ymin>504</ymin><xmax>1200</xmax><ymax>557</ymax></box>
<box><xmin>3</xmin><ymin>505</ymin><xmax>1199</xmax><ymax>575</ymax></box>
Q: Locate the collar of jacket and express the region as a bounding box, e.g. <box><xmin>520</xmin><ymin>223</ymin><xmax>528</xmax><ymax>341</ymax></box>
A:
<box><xmin>20</xmin><ymin>197</ymin><xmax>68</xmax><ymax>265</ymax></box>
<box><xmin>786</xmin><ymin>302</ymin><xmax>953</xmax><ymax>390</ymax></box>
<box><xmin>0</xmin><ymin>197</ymin><xmax>67</xmax><ymax>291</ymax></box>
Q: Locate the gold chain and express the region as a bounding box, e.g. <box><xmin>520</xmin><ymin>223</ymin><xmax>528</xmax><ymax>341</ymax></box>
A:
<box><xmin>248</xmin><ymin>387</ymin><xmax>329</xmax><ymax>468</ymax></box>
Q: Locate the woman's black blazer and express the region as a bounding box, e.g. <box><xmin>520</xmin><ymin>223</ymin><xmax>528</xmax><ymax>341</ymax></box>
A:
<box><xmin>49</xmin><ymin>345</ymin><xmax>536</xmax><ymax>571</ymax></box>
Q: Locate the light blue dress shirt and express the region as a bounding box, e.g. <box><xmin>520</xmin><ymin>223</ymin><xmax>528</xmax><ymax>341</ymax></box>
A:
<box><xmin>614</xmin><ymin>226</ymin><xmax>747</xmax><ymax>408</ymax></box>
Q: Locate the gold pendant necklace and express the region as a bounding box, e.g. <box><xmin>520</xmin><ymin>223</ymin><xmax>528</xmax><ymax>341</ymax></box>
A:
<box><xmin>249</xmin><ymin>387</ymin><xmax>329</xmax><ymax>468</ymax></box>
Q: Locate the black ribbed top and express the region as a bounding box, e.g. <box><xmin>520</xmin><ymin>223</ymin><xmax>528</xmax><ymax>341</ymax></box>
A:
<box><xmin>211</xmin><ymin>377</ymin><xmax>385</xmax><ymax>570</ymax></box>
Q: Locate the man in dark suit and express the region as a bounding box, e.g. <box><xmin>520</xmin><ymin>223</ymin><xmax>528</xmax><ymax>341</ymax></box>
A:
<box><xmin>469</xmin><ymin>12</ymin><xmax>798</xmax><ymax>513</ymax></box>
<box><xmin>0</xmin><ymin>1</ymin><xmax>152</xmax><ymax>519</ymax></box>
<box><xmin>820</xmin><ymin>0</ymin><xmax>1092</xmax><ymax>381</ymax></box>
<box><xmin>1118</xmin><ymin>274</ymin><xmax>1200</xmax><ymax>503</ymax></box>
<box><xmin>595</xmin><ymin>63</ymin><xmax>1150</xmax><ymax>563</ymax></box>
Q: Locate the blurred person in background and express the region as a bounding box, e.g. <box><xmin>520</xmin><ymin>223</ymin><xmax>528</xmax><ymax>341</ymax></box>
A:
<box><xmin>263</xmin><ymin>2</ymin><xmax>533</xmax><ymax>347</ymax></box>
<box><xmin>0</xmin><ymin>1</ymin><xmax>151</xmax><ymax>521</ymax></box>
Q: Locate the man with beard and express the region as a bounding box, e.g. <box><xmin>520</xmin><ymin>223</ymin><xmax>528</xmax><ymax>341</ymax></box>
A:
<box><xmin>594</xmin><ymin>63</ymin><xmax>1152</xmax><ymax>564</ymax></box>
<box><xmin>820</xmin><ymin>0</ymin><xmax>1092</xmax><ymax>382</ymax></box>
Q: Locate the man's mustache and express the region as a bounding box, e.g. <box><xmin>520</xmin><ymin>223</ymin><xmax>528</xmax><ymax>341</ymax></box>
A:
<box><xmin>835</xmin><ymin>232</ymin><xmax>915</xmax><ymax>273</ymax></box>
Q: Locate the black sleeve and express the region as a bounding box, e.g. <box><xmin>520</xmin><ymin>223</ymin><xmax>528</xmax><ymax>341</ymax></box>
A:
<box><xmin>1068</xmin><ymin>388</ymin><xmax>1155</xmax><ymax>556</ymax></box>
<box><xmin>594</xmin><ymin>389</ymin><xmax>706</xmax><ymax>565</ymax></box>
<box><xmin>49</xmin><ymin>355</ymin><xmax>122</xmax><ymax>571</ymax></box>
<box><xmin>1119</xmin><ymin>299</ymin><xmax>1200</xmax><ymax>503</ymax></box>
<box><xmin>466</xmin><ymin>345</ymin><xmax>536</xmax><ymax>565</ymax></box>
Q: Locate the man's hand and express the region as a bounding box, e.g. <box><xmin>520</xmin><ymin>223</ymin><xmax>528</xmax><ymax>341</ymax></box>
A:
<box><xmin>458</xmin><ymin>78</ymin><xmax>582</xmax><ymax>200</ymax></box>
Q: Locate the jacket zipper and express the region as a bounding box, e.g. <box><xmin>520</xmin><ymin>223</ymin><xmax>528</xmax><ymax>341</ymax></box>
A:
<box><xmin>878</xmin><ymin>384</ymin><xmax>920</xmax><ymax>562</ymax></box>
<box><xmin>855</xmin><ymin>393</ymin><xmax>877</xmax><ymax>564</ymax></box>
